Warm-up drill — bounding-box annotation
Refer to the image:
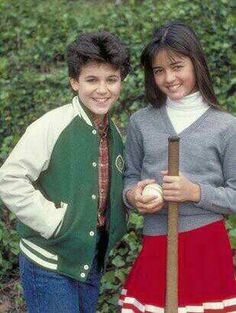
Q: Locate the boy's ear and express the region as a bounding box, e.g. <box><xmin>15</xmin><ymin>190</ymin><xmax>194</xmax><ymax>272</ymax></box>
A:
<box><xmin>69</xmin><ymin>78</ymin><xmax>79</xmax><ymax>92</ymax></box>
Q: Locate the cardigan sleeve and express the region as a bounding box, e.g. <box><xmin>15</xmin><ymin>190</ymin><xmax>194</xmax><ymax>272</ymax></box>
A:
<box><xmin>195</xmin><ymin>126</ymin><xmax>236</xmax><ymax>215</ymax></box>
<box><xmin>0</xmin><ymin>117</ymin><xmax>67</xmax><ymax>239</ymax></box>
<box><xmin>123</xmin><ymin>116</ymin><xmax>144</xmax><ymax>208</ymax></box>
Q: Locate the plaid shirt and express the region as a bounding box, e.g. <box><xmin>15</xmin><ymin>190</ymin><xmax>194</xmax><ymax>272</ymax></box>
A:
<box><xmin>92</xmin><ymin>114</ymin><xmax>109</xmax><ymax>227</ymax></box>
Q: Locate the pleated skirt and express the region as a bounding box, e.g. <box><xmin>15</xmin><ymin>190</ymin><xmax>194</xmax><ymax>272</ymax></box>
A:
<box><xmin>119</xmin><ymin>221</ymin><xmax>236</xmax><ymax>313</ymax></box>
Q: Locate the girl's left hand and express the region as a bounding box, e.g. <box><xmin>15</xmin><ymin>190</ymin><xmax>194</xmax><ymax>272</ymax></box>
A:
<box><xmin>161</xmin><ymin>170</ymin><xmax>201</xmax><ymax>203</ymax></box>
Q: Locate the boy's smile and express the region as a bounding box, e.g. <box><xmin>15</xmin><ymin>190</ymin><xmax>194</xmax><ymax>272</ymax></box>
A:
<box><xmin>70</xmin><ymin>61</ymin><xmax>122</xmax><ymax>117</ymax></box>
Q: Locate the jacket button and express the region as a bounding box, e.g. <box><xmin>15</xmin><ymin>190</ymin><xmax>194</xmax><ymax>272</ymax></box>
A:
<box><xmin>92</xmin><ymin>129</ymin><xmax>97</xmax><ymax>135</ymax></box>
<box><xmin>84</xmin><ymin>265</ymin><xmax>89</xmax><ymax>270</ymax></box>
<box><xmin>91</xmin><ymin>194</ymin><xmax>96</xmax><ymax>200</ymax></box>
<box><xmin>80</xmin><ymin>272</ymin><xmax>86</xmax><ymax>278</ymax></box>
<box><xmin>89</xmin><ymin>231</ymin><xmax>95</xmax><ymax>236</ymax></box>
<box><xmin>92</xmin><ymin>162</ymin><xmax>97</xmax><ymax>167</ymax></box>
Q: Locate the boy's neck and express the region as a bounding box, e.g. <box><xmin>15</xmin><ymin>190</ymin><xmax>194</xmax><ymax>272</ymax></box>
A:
<box><xmin>79</xmin><ymin>98</ymin><xmax>108</xmax><ymax>129</ymax></box>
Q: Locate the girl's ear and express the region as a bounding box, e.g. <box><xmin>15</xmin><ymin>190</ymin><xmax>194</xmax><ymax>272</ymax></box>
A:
<box><xmin>69</xmin><ymin>78</ymin><xmax>79</xmax><ymax>92</ymax></box>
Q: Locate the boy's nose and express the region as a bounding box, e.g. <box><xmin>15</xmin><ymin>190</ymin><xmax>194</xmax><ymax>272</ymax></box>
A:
<box><xmin>96</xmin><ymin>82</ymin><xmax>108</xmax><ymax>94</ymax></box>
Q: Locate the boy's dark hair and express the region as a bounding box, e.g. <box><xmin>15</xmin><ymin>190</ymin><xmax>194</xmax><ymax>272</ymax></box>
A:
<box><xmin>66</xmin><ymin>31</ymin><xmax>130</xmax><ymax>80</ymax></box>
<box><xmin>141</xmin><ymin>21</ymin><xmax>219</xmax><ymax>108</ymax></box>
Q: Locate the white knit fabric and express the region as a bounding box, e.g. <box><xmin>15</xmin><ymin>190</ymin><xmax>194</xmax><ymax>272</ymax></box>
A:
<box><xmin>166</xmin><ymin>91</ymin><xmax>209</xmax><ymax>134</ymax></box>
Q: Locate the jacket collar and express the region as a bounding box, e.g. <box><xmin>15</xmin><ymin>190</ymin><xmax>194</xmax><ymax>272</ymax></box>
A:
<box><xmin>72</xmin><ymin>96</ymin><xmax>93</xmax><ymax>126</ymax></box>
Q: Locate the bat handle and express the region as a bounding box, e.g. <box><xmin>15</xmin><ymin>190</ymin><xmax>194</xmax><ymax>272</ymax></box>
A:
<box><xmin>165</xmin><ymin>136</ymin><xmax>180</xmax><ymax>313</ymax></box>
<box><xmin>168</xmin><ymin>136</ymin><xmax>179</xmax><ymax>176</ymax></box>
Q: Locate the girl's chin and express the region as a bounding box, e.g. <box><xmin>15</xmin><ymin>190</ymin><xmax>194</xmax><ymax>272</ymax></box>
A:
<box><xmin>167</xmin><ymin>88</ymin><xmax>199</xmax><ymax>101</ymax></box>
<box><xmin>168</xmin><ymin>94</ymin><xmax>184</xmax><ymax>101</ymax></box>
<box><xmin>168</xmin><ymin>91</ymin><xmax>192</xmax><ymax>101</ymax></box>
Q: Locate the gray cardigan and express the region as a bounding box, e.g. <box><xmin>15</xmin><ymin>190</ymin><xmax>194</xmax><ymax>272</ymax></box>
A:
<box><xmin>124</xmin><ymin>104</ymin><xmax>236</xmax><ymax>235</ymax></box>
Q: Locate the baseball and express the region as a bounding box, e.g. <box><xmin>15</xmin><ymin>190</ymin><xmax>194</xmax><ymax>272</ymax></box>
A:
<box><xmin>142</xmin><ymin>183</ymin><xmax>163</xmax><ymax>200</ymax></box>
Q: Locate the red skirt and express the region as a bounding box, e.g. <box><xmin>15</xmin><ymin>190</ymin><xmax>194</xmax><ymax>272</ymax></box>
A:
<box><xmin>119</xmin><ymin>221</ymin><xmax>236</xmax><ymax>313</ymax></box>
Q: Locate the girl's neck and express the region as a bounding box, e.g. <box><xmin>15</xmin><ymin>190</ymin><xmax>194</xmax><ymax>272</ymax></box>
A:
<box><xmin>166</xmin><ymin>91</ymin><xmax>209</xmax><ymax>111</ymax></box>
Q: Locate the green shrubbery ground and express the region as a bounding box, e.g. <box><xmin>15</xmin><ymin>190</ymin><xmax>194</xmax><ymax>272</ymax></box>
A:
<box><xmin>0</xmin><ymin>0</ymin><xmax>235</xmax><ymax>311</ymax></box>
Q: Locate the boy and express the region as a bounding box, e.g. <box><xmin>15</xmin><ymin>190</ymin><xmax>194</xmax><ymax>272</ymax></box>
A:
<box><xmin>0</xmin><ymin>31</ymin><xmax>130</xmax><ymax>313</ymax></box>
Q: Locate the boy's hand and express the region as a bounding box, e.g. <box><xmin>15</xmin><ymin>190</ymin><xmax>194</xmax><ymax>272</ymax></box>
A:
<box><xmin>126</xmin><ymin>179</ymin><xmax>164</xmax><ymax>214</ymax></box>
<box><xmin>161</xmin><ymin>170</ymin><xmax>200</xmax><ymax>203</ymax></box>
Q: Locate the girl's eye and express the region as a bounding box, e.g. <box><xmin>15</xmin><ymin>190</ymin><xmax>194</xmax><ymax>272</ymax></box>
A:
<box><xmin>173</xmin><ymin>65</ymin><xmax>183</xmax><ymax>71</ymax></box>
<box><xmin>153</xmin><ymin>69</ymin><xmax>163</xmax><ymax>75</ymax></box>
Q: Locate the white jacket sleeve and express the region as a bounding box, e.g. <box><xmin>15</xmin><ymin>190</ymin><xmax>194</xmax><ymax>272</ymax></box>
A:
<box><xmin>0</xmin><ymin>117</ymin><xmax>67</xmax><ymax>239</ymax></box>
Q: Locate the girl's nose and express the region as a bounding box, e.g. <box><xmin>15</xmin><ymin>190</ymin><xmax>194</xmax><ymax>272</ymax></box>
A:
<box><xmin>165</xmin><ymin>70</ymin><xmax>175</xmax><ymax>83</ymax></box>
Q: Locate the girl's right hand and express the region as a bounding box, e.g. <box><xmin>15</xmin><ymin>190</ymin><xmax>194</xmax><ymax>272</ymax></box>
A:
<box><xmin>126</xmin><ymin>179</ymin><xmax>165</xmax><ymax>214</ymax></box>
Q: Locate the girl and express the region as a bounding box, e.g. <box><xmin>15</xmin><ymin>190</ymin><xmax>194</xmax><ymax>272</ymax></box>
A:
<box><xmin>119</xmin><ymin>22</ymin><xmax>236</xmax><ymax>312</ymax></box>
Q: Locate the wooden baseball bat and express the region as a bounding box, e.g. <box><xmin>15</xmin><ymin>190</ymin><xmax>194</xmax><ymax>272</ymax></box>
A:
<box><xmin>165</xmin><ymin>136</ymin><xmax>180</xmax><ymax>313</ymax></box>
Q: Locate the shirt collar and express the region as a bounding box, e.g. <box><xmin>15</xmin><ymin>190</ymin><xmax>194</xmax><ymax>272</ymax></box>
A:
<box><xmin>92</xmin><ymin>113</ymin><xmax>109</xmax><ymax>136</ymax></box>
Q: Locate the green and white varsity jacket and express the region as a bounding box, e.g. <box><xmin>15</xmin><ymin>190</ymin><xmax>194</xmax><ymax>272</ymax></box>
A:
<box><xmin>0</xmin><ymin>96</ymin><xmax>127</xmax><ymax>281</ymax></box>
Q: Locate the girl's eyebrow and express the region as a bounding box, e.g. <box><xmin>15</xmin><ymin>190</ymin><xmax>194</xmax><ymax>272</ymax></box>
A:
<box><xmin>169</xmin><ymin>60</ymin><xmax>184</xmax><ymax>65</ymax></box>
<box><xmin>152</xmin><ymin>60</ymin><xmax>185</xmax><ymax>69</ymax></box>
<box><xmin>152</xmin><ymin>65</ymin><xmax>162</xmax><ymax>69</ymax></box>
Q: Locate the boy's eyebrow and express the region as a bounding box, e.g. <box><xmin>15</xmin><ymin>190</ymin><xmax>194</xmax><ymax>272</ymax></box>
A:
<box><xmin>85</xmin><ymin>74</ymin><xmax>120</xmax><ymax>78</ymax></box>
<box><xmin>107</xmin><ymin>74</ymin><xmax>120</xmax><ymax>78</ymax></box>
<box><xmin>84</xmin><ymin>75</ymin><xmax>97</xmax><ymax>78</ymax></box>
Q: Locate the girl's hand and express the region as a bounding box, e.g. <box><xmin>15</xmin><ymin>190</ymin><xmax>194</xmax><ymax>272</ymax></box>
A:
<box><xmin>126</xmin><ymin>179</ymin><xmax>165</xmax><ymax>214</ymax></box>
<box><xmin>161</xmin><ymin>170</ymin><xmax>201</xmax><ymax>203</ymax></box>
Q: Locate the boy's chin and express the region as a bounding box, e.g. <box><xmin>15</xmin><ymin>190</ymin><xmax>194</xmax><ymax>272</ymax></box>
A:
<box><xmin>93</xmin><ymin>108</ymin><xmax>109</xmax><ymax>115</ymax></box>
<box><xmin>89</xmin><ymin>108</ymin><xmax>109</xmax><ymax>117</ymax></box>
<box><xmin>91</xmin><ymin>104</ymin><xmax>114</xmax><ymax>116</ymax></box>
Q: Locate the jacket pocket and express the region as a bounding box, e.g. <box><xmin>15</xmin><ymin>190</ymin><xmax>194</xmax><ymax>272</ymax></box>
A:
<box><xmin>52</xmin><ymin>202</ymin><xmax>68</xmax><ymax>238</ymax></box>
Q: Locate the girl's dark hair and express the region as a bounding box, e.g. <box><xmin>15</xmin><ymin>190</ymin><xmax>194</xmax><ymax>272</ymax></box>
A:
<box><xmin>67</xmin><ymin>31</ymin><xmax>130</xmax><ymax>80</ymax></box>
<box><xmin>141</xmin><ymin>21</ymin><xmax>219</xmax><ymax>107</ymax></box>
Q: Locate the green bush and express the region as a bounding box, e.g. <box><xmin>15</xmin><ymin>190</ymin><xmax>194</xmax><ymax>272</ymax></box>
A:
<box><xmin>0</xmin><ymin>0</ymin><xmax>235</xmax><ymax>311</ymax></box>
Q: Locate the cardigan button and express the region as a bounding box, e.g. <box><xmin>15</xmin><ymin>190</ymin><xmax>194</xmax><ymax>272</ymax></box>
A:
<box><xmin>84</xmin><ymin>265</ymin><xmax>89</xmax><ymax>270</ymax></box>
<box><xmin>80</xmin><ymin>272</ymin><xmax>86</xmax><ymax>278</ymax></box>
<box><xmin>92</xmin><ymin>162</ymin><xmax>97</xmax><ymax>167</ymax></box>
<box><xmin>92</xmin><ymin>129</ymin><xmax>97</xmax><ymax>135</ymax></box>
<box><xmin>91</xmin><ymin>194</ymin><xmax>96</xmax><ymax>200</ymax></box>
<box><xmin>89</xmin><ymin>231</ymin><xmax>95</xmax><ymax>236</ymax></box>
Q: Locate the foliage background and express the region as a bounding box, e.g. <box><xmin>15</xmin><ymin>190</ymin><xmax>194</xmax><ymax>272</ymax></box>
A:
<box><xmin>0</xmin><ymin>0</ymin><xmax>235</xmax><ymax>312</ymax></box>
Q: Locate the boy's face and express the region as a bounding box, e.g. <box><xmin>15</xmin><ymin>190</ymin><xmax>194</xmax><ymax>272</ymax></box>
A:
<box><xmin>70</xmin><ymin>61</ymin><xmax>122</xmax><ymax>117</ymax></box>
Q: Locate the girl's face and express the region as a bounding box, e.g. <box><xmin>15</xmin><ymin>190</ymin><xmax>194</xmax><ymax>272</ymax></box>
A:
<box><xmin>152</xmin><ymin>49</ymin><xmax>198</xmax><ymax>101</ymax></box>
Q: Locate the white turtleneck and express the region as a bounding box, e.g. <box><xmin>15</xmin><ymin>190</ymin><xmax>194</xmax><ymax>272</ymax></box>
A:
<box><xmin>166</xmin><ymin>91</ymin><xmax>210</xmax><ymax>134</ymax></box>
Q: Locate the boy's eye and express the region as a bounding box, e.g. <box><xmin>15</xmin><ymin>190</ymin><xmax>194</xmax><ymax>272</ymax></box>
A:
<box><xmin>86</xmin><ymin>78</ymin><xmax>97</xmax><ymax>83</ymax></box>
<box><xmin>107</xmin><ymin>78</ymin><xmax>119</xmax><ymax>83</ymax></box>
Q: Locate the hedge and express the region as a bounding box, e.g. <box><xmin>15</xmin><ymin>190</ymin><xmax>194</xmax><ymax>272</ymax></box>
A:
<box><xmin>0</xmin><ymin>0</ymin><xmax>235</xmax><ymax>311</ymax></box>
